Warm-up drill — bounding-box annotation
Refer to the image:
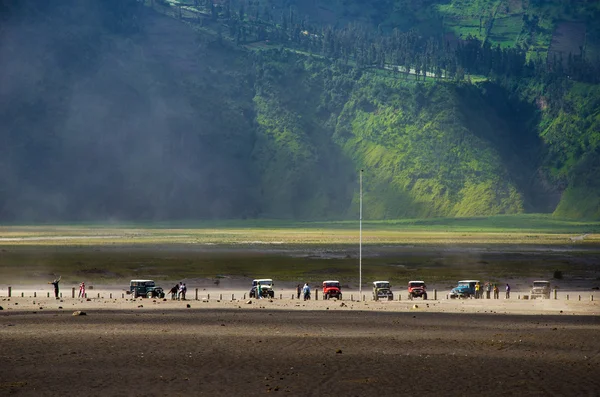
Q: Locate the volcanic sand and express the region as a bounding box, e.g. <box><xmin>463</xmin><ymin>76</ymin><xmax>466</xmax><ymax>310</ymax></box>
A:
<box><xmin>1</xmin><ymin>294</ymin><xmax>599</xmax><ymax>396</ymax></box>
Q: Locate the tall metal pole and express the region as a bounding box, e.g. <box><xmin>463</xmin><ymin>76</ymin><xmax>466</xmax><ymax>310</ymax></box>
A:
<box><xmin>359</xmin><ymin>169</ymin><xmax>363</xmax><ymax>296</ymax></box>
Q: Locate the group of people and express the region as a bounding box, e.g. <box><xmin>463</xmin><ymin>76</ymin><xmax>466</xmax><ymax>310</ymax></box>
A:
<box><xmin>296</xmin><ymin>283</ymin><xmax>311</xmax><ymax>301</ymax></box>
<box><xmin>473</xmin><ymin>282</ymin><xmax>510</xmax><ymax>299</ymax></box>
<box><xmin>169</xmin><ymin>282</ymin><xmax>187</xmax><ymax>300</ymax></box>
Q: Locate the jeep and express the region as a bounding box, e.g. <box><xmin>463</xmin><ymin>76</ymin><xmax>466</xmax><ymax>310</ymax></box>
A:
<box><xmin>249</xmin><ymin>279</ymin><xmax>275</xmax><ymax>298</ymax></box>
<box><xmin>373</xmin><ymin>281</ymin><xmax>393</xmax><ymax>301</ymax></box>
<box><xmin>530</xmin><ymin>280</ymin><xmax>551</xmax><ymax>299</ymax></box>
<box><xmin>448</xmin><ymin>280</ymin><xmax>479</xmax><ymax>299</ymax></box>
<box><xmin>323</xmin><ymin>280</ymin><xmax>342</xmax><ymax>300</ymax></box>
<box><xmin>408</xmin><ymin>280</ymin><xmax>427</xmax><ymax>300</ymax></box>
<box><xmin>129</xmin><ymin>279</ymin><xmax>165</xmax><ymax>299</ymax></box>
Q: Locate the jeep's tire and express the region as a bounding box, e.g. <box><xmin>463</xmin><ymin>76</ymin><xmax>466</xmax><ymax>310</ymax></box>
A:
<box><xmin>338</xmin><ymin>294</ymin><xmax>342</xmax><ymax>300</ymax></box>
<box><xmin>388</xmin><ymin>296</ymin><xmax>393</xmax><ymax>301</ymax></box>
<box><xmin>147</xmin><ymin>292</ymin><xmax>153</xmax><ymax>299</ymax></box>
<box><xmin>423</xmin><ymin>293</ymin><xmax>428</xmax><ymax>300</ymax></box>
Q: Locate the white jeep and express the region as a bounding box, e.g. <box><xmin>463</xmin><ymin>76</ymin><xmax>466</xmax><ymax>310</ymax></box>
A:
<box><xmin>530</xmin><ymin>280</ymin><xmax>551</xmax><ymax>299</ymax></box>
<box><xmin>250</xmin><ymin>279</ymin><xmax>275</xmax><ymax>298</ymax></box>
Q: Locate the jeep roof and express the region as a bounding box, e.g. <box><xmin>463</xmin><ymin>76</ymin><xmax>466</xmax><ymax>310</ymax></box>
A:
<box><xmin>458</xmin><ymin>280</ymin><xmax>480</xmax><ymax>283</ymax></box>
<box><xmin>373</xmin><ymin>280</ymin><xmax>390</xmax><ymax>284</ymax></box>
<box><xmin>533</xmin><ymin>280</ymin><xmax>550</xmax><ymax>283</ymax></box>
<box><xmin>130</xmin><ymin>279</ymin><xmax>155</xmax><ymax>283</ymax></box>
<box><xmin>253</xmin><ymin>279</ymin><xmax>273</xmax><ymax>283</ymax></box>
<box><xmin>323</xmin><ymin>280</ymin><xmax>340</xmax><ymax>284</ymax></box>
<box><xmin>408</xmin><ymin>280</ymin><xmax>425</xmax><ymax>284</ymax></box>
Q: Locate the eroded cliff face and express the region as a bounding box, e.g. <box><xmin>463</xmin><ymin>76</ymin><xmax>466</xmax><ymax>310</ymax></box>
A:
<box><xmin>0</xmin><ymin>1</ymin><xmax>596</xmax><ymax>221</ymax></box>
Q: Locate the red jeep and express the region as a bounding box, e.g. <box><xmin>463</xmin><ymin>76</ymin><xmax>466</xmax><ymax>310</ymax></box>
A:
<box><xmin>322</xmin><ymin>280</ymin><xmax>342</xmax><ymax>300</ymax></box>
<box><xmin>408</xmin><ymin>280</ymin><xmax>427</xmax><ymax>300</ymax></box>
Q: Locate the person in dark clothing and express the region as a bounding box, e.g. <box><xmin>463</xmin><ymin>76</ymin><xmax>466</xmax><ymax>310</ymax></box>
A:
<box><xmin>48</xmin><ymin>276</ymin><xmax>61</xmax><ymax>299</ymax></box>
<box><xmin>169</xmin><ymin>285</ymin><xmax>178</xmax><ymax>300</ymax></box>
<box><xmin>296</xmin><ymin>284</ymin><xmax>301</xmax><ymax>299</ymax></box>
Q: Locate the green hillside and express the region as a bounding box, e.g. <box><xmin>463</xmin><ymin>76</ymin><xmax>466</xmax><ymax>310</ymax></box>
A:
<box><xmin>0</xmin><ymin>0</ymin><xmax>599</xmax><ymax>220</ymax></box>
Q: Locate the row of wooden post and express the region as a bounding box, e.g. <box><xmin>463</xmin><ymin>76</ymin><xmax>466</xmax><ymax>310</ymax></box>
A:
<box><xmin>3</xmin><ymin>287</ymin><xmax>596</xmax><ymax>302</ymax></box>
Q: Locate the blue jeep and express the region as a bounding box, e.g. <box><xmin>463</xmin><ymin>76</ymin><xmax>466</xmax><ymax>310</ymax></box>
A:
<box><xmin>449</xmin><ymin>280</ymin><xmax>479</xmax><ymax>299</ymax></box>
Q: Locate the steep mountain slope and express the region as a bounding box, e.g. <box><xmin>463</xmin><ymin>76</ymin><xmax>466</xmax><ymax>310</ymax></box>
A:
<box><xmin>0</xmin><ymin>0</ymin><xmax>598</xmax><ymax>220</ymax></box>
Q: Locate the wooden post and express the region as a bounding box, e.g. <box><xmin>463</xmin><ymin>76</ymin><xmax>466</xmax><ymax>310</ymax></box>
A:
<box><xmin>362</xmin><ymin>294</ymin><xmax>365</xmax><ymax>302</ymax></box>
<box><xmin>85</xmin><ymin>293</ymin><xmax>87</xmax><ymax>299</ymax></box>
<box><xmin>110</xmin><ymin>293</ymin><xmax>113</xmax><ymax>299</ymax></box>
<box><xmin>219</xmin><ymin>293</ymin><xmax>222</xmax><ymax>301</ymax></box>
<box><xmin>72</xmin><ymin>287</ymin><xmax>75</xmax><ymax>298</ymax></box>
<box><xmin>578</xmin><ymin>295</ymin><xmax>581</xmax><ymax>301</ymax></box>
<box><xmin>122</xmin><ymin>293</ymin><xmax>124</xmax><ymax>298</ymax></box>
<box><xmin>60</xmin><ymin>293</ymin><xmax>62</xmax><ymax>298</ymax></box>
<box><xmin>244</xmin><ymin>293</ymin><xmax>246</xmax><ymax>300</ymax></box>
<box><xmin>208</xmin><ymin>294</ymin><xmax>210</xmax><ymax>300</ymax></box>
<box><xmin>47</xmin><ymin>292</ymin><xmax>50</xmax><ymax>298</ymax></box>
<box><xmin>553</xmin><ymin>289</ymin><xmax>557</xmax><ymax>300</ymax></box>
<box><xmin>232</xmin><ymin>294</ymin><xmax>235</xmax><ymax>301</ymax></box>
<box><xmin>21</xmin><ymin>292</ymin><xmax>24</xmax><ymax>297</ymax></box>
<box><xmin>433</xmin><ymin>289</ymin><xmax>437</xmax><ymax>300</ymax></box>
<box><xmin>566</xmin><ymin>294</ymin><xmax>569</xmax><ymax>301</ymax></box>
<box><xmin>34</xmin><ymin>292</ymin><xmax>36</xmax><ymax>298</ymax></box>
<box><xmin>279</xmin><ymin>294</ymin><xmax>282</xmax><ymax>300</ymax></box>
<box><xmin>8</xmin><ymin>286</ymin><xmax>11</xmax><ymax>297</ymax></box>
<box><xmin>350</xmin><ymin>294</ymin><xmax>353</xmax><ymax>301</ymax></box>
<box><xmin>98</xmin><ymin>293</ymin><xmax>100</xmax><ymax>298</ymax></box>
<box><xmin>195</xmin><ymin>288</ymin><xmax>198</xmax><ymax>300</ymax></box>
<box><xmin>591</xmin><ymin>295</ymin><xmax>594</xmax><ymax>302</ymax></box>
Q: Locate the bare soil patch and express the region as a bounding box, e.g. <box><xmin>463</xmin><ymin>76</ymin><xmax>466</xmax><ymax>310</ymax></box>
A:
<box><xmin>1</xmin><ymin>308</ymin><xmax>599</xmax><ymax>395</ymax></box>
<box><xmin>548</xmin><ymin>21</ymin><xmax>586</xmax><ymax>61</ymax></box>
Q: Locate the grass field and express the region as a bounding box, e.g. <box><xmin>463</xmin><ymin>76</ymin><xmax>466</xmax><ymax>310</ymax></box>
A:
<box><xmin>0</xmin><ymin>215</ymin><xmax>599</xmax><ymax>286</ymax></box>
<box><xmin>488</xmin><ymin>15</ymin><xmax>523</xmax><ymax>47</ymax></box>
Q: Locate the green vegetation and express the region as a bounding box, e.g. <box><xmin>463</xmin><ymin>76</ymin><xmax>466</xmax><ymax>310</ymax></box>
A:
<box><xmin>0</xmin><ymin>217</ymin><xmax>598</xmax><ymax>285</ymax></box>
<box><xmin>0</xmin><ymin>0</ymin><xmax>599</xmax><ymax>222</ymax></box>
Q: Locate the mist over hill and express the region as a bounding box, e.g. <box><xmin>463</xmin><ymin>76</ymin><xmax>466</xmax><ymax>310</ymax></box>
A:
<box><xmin>0</xmin><ymin>0</ymin><xmax>598</xmax><ymax>221</ymax></box>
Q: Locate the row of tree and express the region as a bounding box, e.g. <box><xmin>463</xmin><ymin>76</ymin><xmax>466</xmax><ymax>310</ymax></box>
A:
<box><xmin>179</xmin><ymin>0</ymin><xmax>600</xmax><ymax>84</ymax></box>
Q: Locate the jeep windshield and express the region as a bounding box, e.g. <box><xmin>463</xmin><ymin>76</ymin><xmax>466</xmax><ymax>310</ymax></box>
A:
<box><xmin>409</xmin><ymin>282</ymin><xmax>424</xmax><ymax>288</ymax></box>
<box><xmin>376</xmin><ymin>283</ymin><xmax>390</xmax><ymax>288</ymax></box>
<box><xmin>457</xmin><ymin>282</ymin><xmax>471</xmax><ymax>287</ymax></box>
<box><xmin>533</xmin><ymin>282</ymin><xmax>549</xmax><ymax>288</ymax></box>
<box><xmin>324</xmin><ymin>282</ymin><xmax>340</xmax><ymax>288</ymax></box>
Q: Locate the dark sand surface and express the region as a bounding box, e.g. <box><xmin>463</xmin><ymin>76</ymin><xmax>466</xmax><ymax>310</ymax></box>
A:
<box><xmin>1</xmin><ymin>308</ymin><xmax>599</xmax><ymax>396</ymax></box>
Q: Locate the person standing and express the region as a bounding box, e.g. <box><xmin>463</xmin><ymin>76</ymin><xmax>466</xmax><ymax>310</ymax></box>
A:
<box><xmin>475</xmin><ymin>282</ymin><xmax>480</xmax><ymax>299</ymax></box>
<box><xmin>48</xmin><ymin>276</ymin><xmax>61</xmax><ymax>299</ymax></box>
<box><xmin>485</xmin><ymin>282</ymin><xmax>491</xmax><ymax>299</ymax></box>
<box><xmin>256</xmin><ymin>281</ymin><xmax>262</xmax><ymax>299</ymax></box>
<box><xmin>177</xmin><ymin>282</ymin><xmax>183</xmax><ymax>300</ymax></box>
<box><xmin>505</xmin><ymin>283</ymin><xmax>511</xmax><ymax>299</ymax></box>
<box><xmin>181</xmin><ymin>283</ymin><xmax>187</xmax><ymax>300</ymax></box>
<box><xmin>78</xmin><ymin>282</ymin><xmax>86</xmax><ymax>298</ymax></box>
<box><xmin>302</xmin><ymin>283</ymin><xmax>310</xmax><ymax>301</ymax></box>
<box><xmin>493</xmin><ymin>284</ymin><xmax>499</xmax><ymax>299</ymax></box>
<box><xmin>296</xmin><ymin>284</ymin><xmax>301</xmax><ymax>300</ymax></box>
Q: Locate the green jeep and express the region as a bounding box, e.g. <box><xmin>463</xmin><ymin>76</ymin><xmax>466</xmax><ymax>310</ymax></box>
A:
<box><xmin>129</xmin><ymin>279</ymin><xmax>165</xmax><ymax>299</ymax></box>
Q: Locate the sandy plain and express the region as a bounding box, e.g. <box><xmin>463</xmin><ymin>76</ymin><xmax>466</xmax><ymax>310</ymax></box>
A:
<box><xmin>1</xmin><ymin>288</ymin><xmax>599</xmax><ymax>396</ymax></box>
